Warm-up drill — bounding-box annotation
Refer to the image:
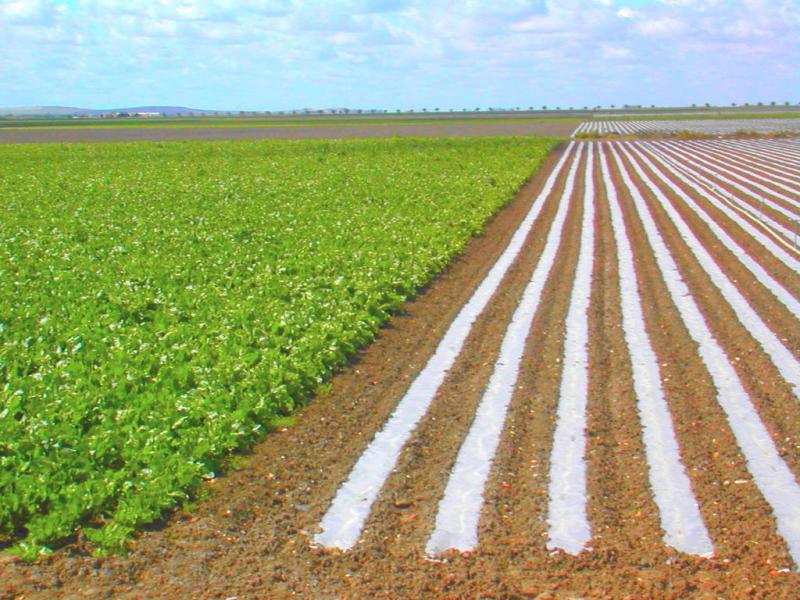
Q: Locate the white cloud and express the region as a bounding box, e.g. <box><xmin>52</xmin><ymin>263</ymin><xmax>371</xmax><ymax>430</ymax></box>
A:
<box><xmin>0</xmin><ymin>0</ymin><xmax>61</xmax><ymax>23</ymax></box>
<box><xmin>601</xmin><ymin>44</ymin><xmax>632</xmax><ymax>59</ymax></box>
<box><xmin>634</xmin><ymin>15</ymin><xmax>686</xmax><ymax>36</ymax></box>
<box><xmin>0</xmin><ymin>0</ymin><xmax>796</xmax><ymax>110</ymax></box>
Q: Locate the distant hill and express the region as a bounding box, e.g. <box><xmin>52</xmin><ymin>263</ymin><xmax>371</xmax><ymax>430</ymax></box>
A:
<box><xmin>0</xmin><ymin>105</ymin><xmax>225</xmax><ymax>117</ymax></box>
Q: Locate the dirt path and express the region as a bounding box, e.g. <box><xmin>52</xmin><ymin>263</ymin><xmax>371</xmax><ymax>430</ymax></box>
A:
<box><xmin>2</xmin><ymin>139</ymin><xmax>799</xmax><ymax>599</ymax></box>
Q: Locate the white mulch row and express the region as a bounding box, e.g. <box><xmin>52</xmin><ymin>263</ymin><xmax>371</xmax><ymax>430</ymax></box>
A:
<box><xmin>426</xmin><ymin>144</ymin><xmax>586</xmax><ymax>555</ymax></box>
<box><xmin>574</xmin><ymin>119</ymin><xmax>800</xmax><ymax>138</ymax></box>
<box><xmin>610</xmin><ymin>142</ymin><xmax>800</xmax><ymax>567</ymax></box>
<box><xmin>313</xmin><ymin>142</ymin><xmax>579</xmax><ymax>550</ymax></box>
<box><xmin>314</xmin><ymin>138</ymin><xmax>800</xmax><ymax>569</ymax></box>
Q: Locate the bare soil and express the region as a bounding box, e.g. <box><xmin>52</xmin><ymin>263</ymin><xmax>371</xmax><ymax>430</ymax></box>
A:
<box><xmin>0</xmin><ymin>121</ymin><xmax>576</xmax><ymax>144</ymax></box>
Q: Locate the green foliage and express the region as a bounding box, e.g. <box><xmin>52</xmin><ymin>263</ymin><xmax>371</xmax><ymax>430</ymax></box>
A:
<box><xmin>0</xmin><ymin>136</ymin><xmax>557</xmax><ymax>554</ymax></box>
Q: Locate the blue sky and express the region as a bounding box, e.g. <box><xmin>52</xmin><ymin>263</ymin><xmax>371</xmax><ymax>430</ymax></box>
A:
<box><xmin>0</xmin><ymin>0</ymin><xmax>797</xmax><ymax>111</ymax></box>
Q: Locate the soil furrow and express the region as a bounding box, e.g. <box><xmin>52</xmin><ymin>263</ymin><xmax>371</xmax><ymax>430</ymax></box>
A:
<box><xmin>351</xmin><ymin>145</ymin><xmax>585</xmax><ymax>562</ymax></box>
<box><xmin>607</xmin><ymin>144</ymin><xmax>800</xmax><ymax>593</ymax></box>
<box><xmin>614</xmin><ymin>145</ymin><xmax>800</xmax><ymax>482</ymax></box>
<box><xmin>583</xmin><ymin>145</ymin><xmax>685</xmax><ymax>560</ymax></box>
<box><xmin>624</xmin><ymin>145</ymin><xmax>800</xmax><ymax>360</ymax></box>
<box><xmin>692</xmin><ymin>141</ymin><xmax>800</xmax><ymax>192</ymax></box>
<box><xmin>640</xmin><ymin>141</ymin><xmax>800</xmax><ymax>275</ymax></box>
<box><xmin>677</xmin><ymin>142</ymin><xmax>800</xmax><ymax>210</ymax></box>
<box><xmin>631</xmin><ymin>142</ymin><xmax>800</xmax><ymax>302</ymax></box>
<box><xmin>654</xmin><ymin>141</ymin><xmax>800</xmax><ymax>235</ymax></box>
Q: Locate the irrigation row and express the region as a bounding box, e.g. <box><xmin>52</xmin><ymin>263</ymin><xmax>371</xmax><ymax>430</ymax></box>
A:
<box><xmin>313</xmin><ymin>139</ymin><xmax>800</xmax><ymax>568</ymax></box>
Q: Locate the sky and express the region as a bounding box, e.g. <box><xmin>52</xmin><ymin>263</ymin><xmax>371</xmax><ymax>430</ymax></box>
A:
<box><xmin>0</xmin><ymin>0</ymin><xmax>798</xmax><ymax>111</ymax></box>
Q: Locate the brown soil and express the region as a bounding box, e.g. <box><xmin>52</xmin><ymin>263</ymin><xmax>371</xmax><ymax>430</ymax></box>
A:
<box><xmin>630</xmin><ymin>143</ymin><xmax>800</xmax><ymax>301</ymax></box>
<box><xmin>650</xmin><ymin>142</ymin><xmax>800</xmax><ymax>233</ymax></box>
<box><xmin>685</xmin><ymin>142</ymin><xmax>800</xmax><ymax>203</ymax></box>
<box><xmin>0</xmin><ymin>121</ymin><xmax>576</xmax><ymax>144</ymax></box>
<box><xmin>3</xmin><ymin>140</ymin><xmax>800</xmax><ymax>599</ymax></box>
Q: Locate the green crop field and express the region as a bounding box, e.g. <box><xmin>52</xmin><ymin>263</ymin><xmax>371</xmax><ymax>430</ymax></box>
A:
<box><xmin>0</xmin><ymin>136</ymin><xmax>557</xmax><ymax>557</ymax></box>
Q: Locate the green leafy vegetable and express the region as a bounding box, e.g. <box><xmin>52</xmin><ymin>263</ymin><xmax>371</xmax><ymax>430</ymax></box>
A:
<box><xmin>0</xmin><ymin>136</ymin><xmax>557</xmax><ymax>555</ymax></box>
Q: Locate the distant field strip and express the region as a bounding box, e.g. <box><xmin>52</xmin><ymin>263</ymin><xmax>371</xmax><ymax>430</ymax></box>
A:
<box><xmin>574</xmin><ymin>118</ymin><xmax>800</xmax><ymax>137</ymax></box>
<box><xmin>315</xmin><ymin>138</ymin><xmax>800</xmax><ymax>568</ymax></box>
<box><xmin>0</xmin><ymin>136</ymin><xmax>558</xmax><ymax>555</ymax></box>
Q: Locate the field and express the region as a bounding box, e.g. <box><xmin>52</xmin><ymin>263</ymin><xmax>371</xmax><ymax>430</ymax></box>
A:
<box><xmin>2</xmin><ymin>135</ymin><xmax>799</xmax><ymax>598</ymax></box>
<box><xmin>0</xmin><ymin>120</ymin><xmax>576</xmax><ymax>144</ymax></box>
<box><xmin>575</xmin><ymin>118</ymin><xmax>800</xmax><ymax>136</ymax></box>
<box><xmin>0</xmin><ymin>136</ymin><xmax>558</xmax><ymax>557</ymax></box>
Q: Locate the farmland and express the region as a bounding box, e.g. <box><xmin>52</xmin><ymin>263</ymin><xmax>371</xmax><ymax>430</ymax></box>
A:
<box><xmin>0</xmin><ymin>136</ymin><xmax>558</xmax><ymax>557</ymax></box>
<box><xmin>0</xmin><ymin>119</ymin><xmax>576</xmax><ymax>144</ymax></box>
<box><xmin>574</xmin><ymin>118</ymin><xmax>800</xmax><ymax>136</ymax></box>
<box><xmin>2</xmin><ymin>135</ymin><xmax>800</xmax><ymax>598</ymax></box>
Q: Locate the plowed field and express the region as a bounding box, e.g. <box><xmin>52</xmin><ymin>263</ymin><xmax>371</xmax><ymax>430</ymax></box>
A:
<box><xmin>574</xmin><ymin>119</ymin><xmax>800</xmax><ymax>136</ymax></box>
<box><xmin>2</xmin><ymin>138</ymin><xmax>799</xmax><ymax>598</ymax></box>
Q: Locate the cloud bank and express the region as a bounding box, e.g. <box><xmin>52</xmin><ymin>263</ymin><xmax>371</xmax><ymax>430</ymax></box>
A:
<box><xmin>1</xmin><ymin>0</ymin><xmax>797</xmax><ymax>110</ymax></box>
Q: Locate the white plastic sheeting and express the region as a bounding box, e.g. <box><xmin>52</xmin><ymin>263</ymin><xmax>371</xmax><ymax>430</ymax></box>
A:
<box><xmin>625</xmin><ymin>143</ymin><xmax>800</xmax><ymax>323</ymax></box>
<box><xmin>314</xmin><ymin>143</ymin><xmax>578</xmax><ymax>550</ymax></box>
<box><xmin>617</xmin><ymin>144</ymin><xmax>800</xmax><ymax>399</ymax></box>
<box><xmin>655</xmin><ymin>141</ymin><xmax>800</xmax><ymax>213</ymax></box>
<box><xmin>425</xmin><ymin>144</ymin><xmax>587</xmax><ymax>555</ymax></box>
<box><xmin>601</xmin><ymin>146</ymin><xmax>714</xmax><ymax>557</ymax></box>
<box><xmin>640</xmin><ymin>142</ymin><xmax>800</xmax><ymax>272</ymax></box>
<box><xmin>545</xmin><ymin>143</ymin><xmax>596</xmax><ymax>555</ymax></box>
<box><xmin>609</xmin><ymin>143</ymin><xmax>800</xmax><ymax>569</ymax></box>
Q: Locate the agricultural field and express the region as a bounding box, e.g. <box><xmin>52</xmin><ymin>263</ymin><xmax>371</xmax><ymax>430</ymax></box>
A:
<box><xmin>2</xmin><ymin>136</ymin><xmax>800</xmax><ymax>598</ymax></box>
<box><xmin>574</xmin><ymin>118</ymin><xmax>800</xmax><ymax>137</ymax></box>
<box><xmin>0</xmin><ymin>120</ymin><xmax>576</xmax><ymax>144</ymax></box>
<box><xmin>0</xmin><ymin>136</ymin><xmax>558</xmax><ymax>558</ymax></box>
